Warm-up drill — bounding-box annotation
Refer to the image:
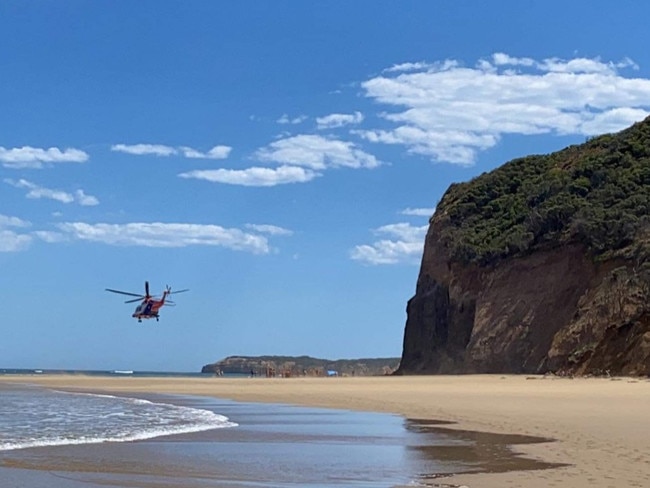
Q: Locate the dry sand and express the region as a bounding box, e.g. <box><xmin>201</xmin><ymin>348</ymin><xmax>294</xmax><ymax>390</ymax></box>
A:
<box><xmin>2</xmin><ymin>374</ymin><xmax>649</xmax><ymax>488</ymax></box>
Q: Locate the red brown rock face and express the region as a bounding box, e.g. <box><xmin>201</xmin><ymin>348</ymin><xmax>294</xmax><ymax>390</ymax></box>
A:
<box><xmin>398</xmin><ymin>221</ymin><xmax>650</xmax><ymax>376</ymax></box>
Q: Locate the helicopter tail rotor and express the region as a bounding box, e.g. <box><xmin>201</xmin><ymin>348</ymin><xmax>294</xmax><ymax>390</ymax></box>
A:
<box><xmin>170</xmin><ymin>288</ymin><xmax>189</xmax><ymax>295</ymax></box>
<box><xmin>164</xmin><ymin>285</ymin><xmax>189</xmax><ymax>296</ymax></box>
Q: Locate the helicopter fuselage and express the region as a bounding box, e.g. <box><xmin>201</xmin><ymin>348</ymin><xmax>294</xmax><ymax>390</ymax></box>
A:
<box><xmin>132</xmin><ymin>295</ymin><xmax>167</xmax><ymax>322</ymax></box>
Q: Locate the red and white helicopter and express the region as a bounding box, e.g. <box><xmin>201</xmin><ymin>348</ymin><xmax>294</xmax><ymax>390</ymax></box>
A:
<box><xmin>106</xmin><ymin>281</ymin><xmax>189</xmax><ymax>322</ymax></box>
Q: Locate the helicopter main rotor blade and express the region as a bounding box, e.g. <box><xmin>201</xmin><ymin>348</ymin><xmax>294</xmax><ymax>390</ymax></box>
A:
<box><xmin>124</xmin><ymin>297</ymin><xmax>145</xmax><ymax>303</ymax></box>
<box><xmin>145</xmin><ymin>281</ymin><xmax>150</xmax><ymax>297</ymax></box>
<box><xmin>106</xmin><ymin>288</ymin><xmax>144</xmax><ymax>298</ymax></box>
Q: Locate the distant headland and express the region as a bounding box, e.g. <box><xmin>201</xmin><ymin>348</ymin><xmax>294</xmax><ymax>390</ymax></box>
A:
<box><xmin>201</xmin><ymin>355</ymin><xmax>400</xmax><ymax>377</ymax></box>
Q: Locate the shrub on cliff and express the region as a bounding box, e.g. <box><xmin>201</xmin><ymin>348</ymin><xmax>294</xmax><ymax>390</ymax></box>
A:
<box><xmin>438</xmin><ymin>117</ymin><xmax>650</xmax><ymax>266</ymax></box>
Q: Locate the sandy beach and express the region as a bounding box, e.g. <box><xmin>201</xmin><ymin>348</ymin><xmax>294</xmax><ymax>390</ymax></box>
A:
<box><xmin>2</xmin><ymin>373</ymin><xmax>649</xmax><ymax>487</ymax></box>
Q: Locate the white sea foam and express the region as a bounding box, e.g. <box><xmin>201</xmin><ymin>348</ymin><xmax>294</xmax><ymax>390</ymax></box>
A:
<box><xmin>0</xmin><ymin>386</ymin><xmax>237</xmax><ymax>452</ymax></box>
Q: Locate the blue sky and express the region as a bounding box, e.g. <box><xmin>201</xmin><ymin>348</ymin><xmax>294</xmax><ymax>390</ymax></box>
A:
<box><xmin>2</xmin><ymin>1</ymin><xmax>650</xmax><ymax>372</ymax></box>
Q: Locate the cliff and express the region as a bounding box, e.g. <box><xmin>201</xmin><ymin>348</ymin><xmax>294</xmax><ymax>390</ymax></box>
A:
<box><xmin>202</xmin><ymin>355</ymin><xmax>400</xmax><ymax>377</ymax></box>
<box><xmin>398</xmin><ymin>117</ymin><xmax>650</xmax><ymax>376</ymax></box>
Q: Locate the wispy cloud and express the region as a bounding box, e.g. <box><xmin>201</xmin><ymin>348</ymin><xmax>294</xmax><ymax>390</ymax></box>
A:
<box><xmin>316</xmin><ymin>111</ymin><xmax>364</xmax><ymax>129</ymax></box>
<box><xmin>112</xmin><ymin>144</ymin><xmax>176</xmax><ymax>156</ymax></box>
<box><xmin>33</xmin><ymin>230</ymin><xmax>68</xmax><ymax>243</ymax></box>
<box><xmin>351</xmin><ymin>222</ymin><xmax>427</xmax><ymax>265</ymax></box>
<box><xmin>490</xmin><ymin>53</ymin><xmax>536</xmax><ymax>68</ymax></box>
<box><xmin>277</xmin><ymin>114</ymin><xmax>308</xmax><ymax>125</ymax></box>
<box><xmin>244</xmin><ymin>224</ymin><xmax>293</xmax><ymax>236</ymax></box>
<box><xmin>73</xmin><ymin>190</ymin><xmax>100</xmax><ymax>206</ymax></box>
<box><xmin>0</xmin><ymin>146</ymin><xmax>89</xmax><ymax>169</ymax></box>
<box><xmin>179</xmin><ymin>146</ymin><xmax>232</xmax><ymax>159</ymax></box>
<box><xmin>255</xmin><ymin>134</ymin><xmax>380</xmax><ymax>170</ymax></box>
<box><xmin>0</xmin><ymin>214</ymin><xmax>32</xmax><ymax>252</ymax></box>
<box><xmin>55</xmin><ymin>222</ymin><xmax>272</xmax><ymax>253</ymax></box>
<box><xmin>351</xmin><ymin>207</ymin><xmax>436</xmax><ymax>265</ymax></box>
<box><xmin>401</xmin><ymin>207</ymin><xmax>435</xmax><ymax>217</ymax></box>
<box><xmin>181</xmin><ymin>134</ymin><xmax>380</xmax><ymax>187</ymax></box>
<box><xmin>179</xmin><ymin>166</ymin><xmax>319</xmax><ymax>187</ymax></box>
<box><xmin>111</xmin><ymin>143</ymin><xmax>232</xmax><ymax>159</ymax></box>
<box><xmin>384</xmin><ymin>61</ymin><xmax>433</xmax><ymax>73</ymax></box>
<box><xmin>0</xmin><ymin>230</ymin><xmax>32</xmax><ymax>252</ymax></box>
<box><xmin>0</xmin><ymin>214</ymin><xmax>30</xmax><ymax>228</ymax></box>
<box><xmin>357</xmin><ymin>53</ymin><xmax>650</xmax><ymax>165</ymax></box>
<box><xmin>5</xmin><ymin>179</ymin><xmax>99</xmax><ymax>206</ymax></box>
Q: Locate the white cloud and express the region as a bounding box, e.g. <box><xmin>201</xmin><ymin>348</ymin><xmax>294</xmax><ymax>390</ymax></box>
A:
<box><xmin>33</xmin><ymin>230</ymin><xmax>68</xmax><ymax>243</ymax></box>
<box><xmin>245</xmin><ymin>224</ymin><xmax>293</xmax><ymax>236</ymax></box>
<box><xmin>0</xmin><ymin>214</ymin><xmax>32</xmax><ymax>252</ymax></box>
<box><xmin>0</xmin><ymin>214</ymin><xmax>30</xmax><ymax>228</ymax></box>
<box><xmin>179</xmin><ymin>165</ymin><xmax>319</xmax><ymax>187</ymax></box>
<box><xmin>255</xmin><ymin>134</ymin><xmax>380</xmax><ymax>170</ymax></box>
<box><xmin>74</xmin><ymin>190</ymin><xmax>100</xmax><ymax>206</ymax></box>
<box><xmin>6</xmin><ymin>178</ymin><xmax>73</xmax><ymax>203</ymax></box>
<box><xmin>56</xmin><ymin>222</ymin><xmax>271</xmax><ymax>253</ymax></box>
<box><xmin>0</xmin><ymin>146</ymin><xmax>89</xmax><ymax>169</ymax></box>
<box><xmin>181</xmin><ymin>135</ymin><xmax>379</xmax><ymax>187</ymax></box>
<box><xmin>491</xmin><ymin>53</ymin><xmax>535</xmax><ymax>67</ymax></box>
<box><xmin>112</xmin><ymin>143</ymin><xmax>232</xmax><ymax>159</ymax></box>
<box><xmin>111</xmin><ymin>144</ymin><xmax>176</xmax><ymax>156</ymax></box>
<box><xmin>3</xmin><ymin>217</ymin><xmax>287</xmax><ymax>253</ymax></box>
<box><xmin>578</xmin><ymin>107</ymin><xmax>650</xmax><ymax>135</ymax></box>
<box><xmin>277</xmin><ymin>114</ymin><xmax>308</xmax><ymax>125</ymax></box>
<box><xmin>5</xmin><ymin>179</ymin><xmax>99</xmax><ymax>206</ymax></box>
<box><xmin>358</xmin><ymin>53</ymin><xmax>650</xmax><ymax>165</ymax></box>
<box><xmin>316</xmin><ymin>111</ymin><xmax>364</xmax><ymax>129</ymax></box>
<box><xmin>179</xmin><ymin>145</ymin><xmax>232</xmax><ymax>159</ymax></box>
<box><xmin>536</xmin><ymin>56</ymin><xmax>638</xmax><ymax>74</ymax></box>
<box><xmin>384</xmin><ymin>61</ymin><xmax>433</xmax><ymax>73</ymax></box>
<box><xmin>0</xmin><ymin>230</ymin><xmax>32</xmax><ymax>252</ymax></box>
<box><xmin>351</xmin><ymin>222</ymin><xmax>427</xmax><ymax>265</ymax></box>
<box><xmin>401</xmin><ymin>207</ymin><xmax>436</xmax><ymax>217</ymax></box>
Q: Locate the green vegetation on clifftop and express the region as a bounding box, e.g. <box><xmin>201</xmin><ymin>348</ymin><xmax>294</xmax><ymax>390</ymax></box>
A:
<box><xmin>437</xmin><ymin>117</ymin><xmax>650</xmax><ymax>266</ymax></box>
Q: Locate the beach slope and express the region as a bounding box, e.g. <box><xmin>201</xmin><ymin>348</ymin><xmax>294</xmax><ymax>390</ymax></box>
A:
<box><xmin>2</xmin><ymin>374</ymin><xmax>648</xmax><ymax>487</ymax></box>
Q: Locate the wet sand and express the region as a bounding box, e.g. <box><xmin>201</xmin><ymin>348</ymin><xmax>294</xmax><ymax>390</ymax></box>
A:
<box><xmin>2</xmin><ymin>395</ymin><xmax>452</xmax><ymax>487</ymax></box>
<box><xmin>2</xmin><ymin>374</ymin><xmax>649</xmax><ymax>487</ymax></box>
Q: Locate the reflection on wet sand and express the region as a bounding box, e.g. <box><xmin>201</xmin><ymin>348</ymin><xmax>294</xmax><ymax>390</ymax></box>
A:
<box><xmin>405</xmin><ymin>418</ymin><xmax>567</xmax><ymax>484</ymax></box>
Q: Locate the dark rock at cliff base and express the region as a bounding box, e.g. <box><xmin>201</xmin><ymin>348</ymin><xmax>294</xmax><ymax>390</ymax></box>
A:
<box><xmin>398</xmin><ymin>117</ymin><xmax>650</xmax><ymax>376</ymax></box>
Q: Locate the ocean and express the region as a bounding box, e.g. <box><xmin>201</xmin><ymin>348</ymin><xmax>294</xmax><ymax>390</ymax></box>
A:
<box><xmin>0</xmin><ymin>372</ymin><xmax>554</xmax><ymax>487</ymax></box>
<box><xmin>0</xmin><ymin>377</ymin><xmax>462</xmax><ymax>487</ymax></box>
<box><xmin>0</xmin><ymin>383</ymin><xmax>236</xmax><ymax>452</ymax></box>
<box><xmin>0</xmin><ymin>368</ymin><xmax>233</xmax><ymax>378</ymax></box>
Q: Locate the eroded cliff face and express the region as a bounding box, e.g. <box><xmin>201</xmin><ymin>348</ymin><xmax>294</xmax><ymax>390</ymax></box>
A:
<box><xmin>397</xmin><ymin>216</ymin><xmax>650</xmax><ymax>376</ymax></box>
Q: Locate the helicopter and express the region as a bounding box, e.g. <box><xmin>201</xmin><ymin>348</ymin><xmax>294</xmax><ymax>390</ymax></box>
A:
<box><xmin>105</xmin><ymin>281</ymin><xmax>189</xmax><ymax>322</ymax></box>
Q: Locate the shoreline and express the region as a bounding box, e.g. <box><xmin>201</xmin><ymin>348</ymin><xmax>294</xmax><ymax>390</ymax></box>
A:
<box><xmin>2</xmin><ymin>374</ymin><xmax>649</xmax><ymax>487</ymax></box>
